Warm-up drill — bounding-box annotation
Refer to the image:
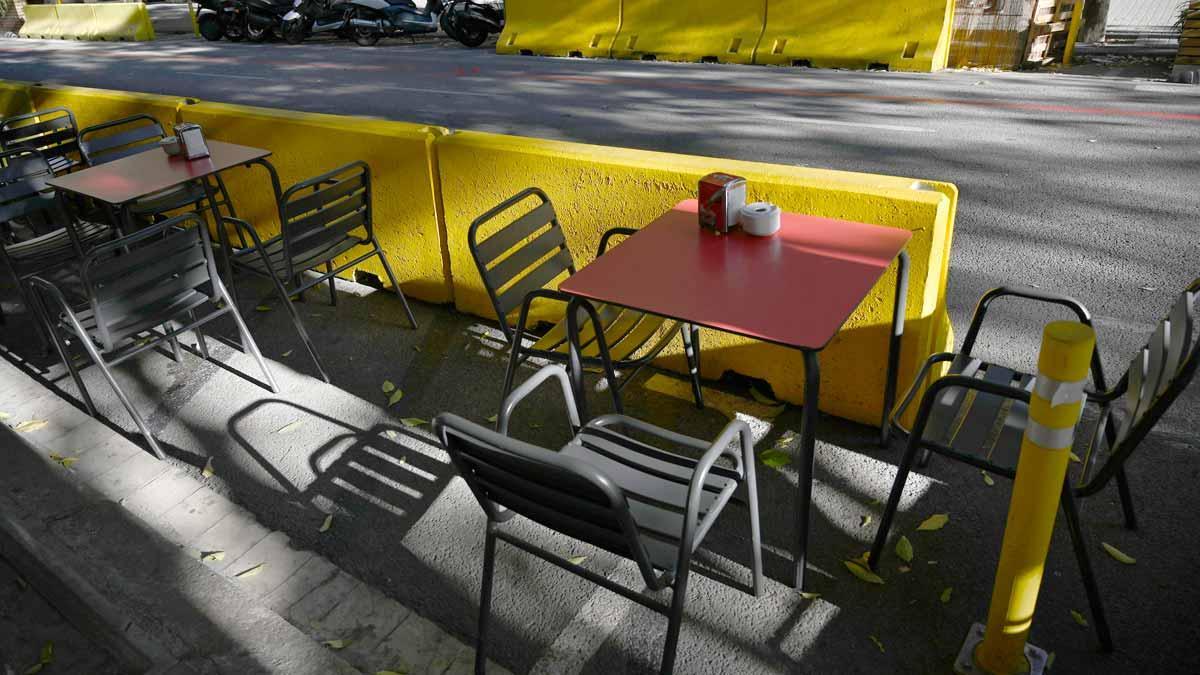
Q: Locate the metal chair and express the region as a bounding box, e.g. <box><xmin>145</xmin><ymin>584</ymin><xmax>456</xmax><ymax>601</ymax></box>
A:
<box><xmin>868</xmin><ymin>281</ymin><xmax>1200</xmax><ymax>653</ymax></box>
<box><xmin>434</xmin><ymin>364</ymin><xmax>762</xmax><ymax>675</ymax></box>
<box><xmin>29</xmin><ymin>213</ymin><xmax>278</xmax><ymax>460</ymax></box>
<box><xmin>0</xmin><ymin>148</ymin><xmax>112</xmax><ymax>324</ymax></box>
<box><xmin>0</xmin><ymin>107</ymin><xmax>82</xmax><ymax>176</ymax></box>
<box><xmin>224</xmin><ymin>161</ymin><xmax>418</xmax><ymax>383</ymax></box>
<box><xmin>469</xmin><ymin>188</ymin><xmax>705</xmax><ymax>417</ymax></box>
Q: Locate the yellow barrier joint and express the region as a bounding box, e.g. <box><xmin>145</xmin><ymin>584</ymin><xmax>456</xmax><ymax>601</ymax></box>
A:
<box><xmin>954</xmin><ymin>321</ymin><xmax>1096</xmax><ymax>675</ymax></box>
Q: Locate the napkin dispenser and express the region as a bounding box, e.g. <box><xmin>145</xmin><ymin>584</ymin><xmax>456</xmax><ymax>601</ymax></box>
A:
<box><xmin>173</xmin><ymin>123</ymin><xmax>210</xmax><ymax>160</ymax></box>
<box><xmin>698</xmin><ymin>173</ymin><xmax>746</xmax><ymax>234</ymax></box>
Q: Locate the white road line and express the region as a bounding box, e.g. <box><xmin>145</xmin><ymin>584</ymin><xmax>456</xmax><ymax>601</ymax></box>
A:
<box><xmin>754</xmin><ymin>115</ymin><xmax>934</xmax><ymax>133</ymax></box>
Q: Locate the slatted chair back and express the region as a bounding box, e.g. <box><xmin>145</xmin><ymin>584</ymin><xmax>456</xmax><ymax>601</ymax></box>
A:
<box><xmin>80</xmin><ymin>213</ymin><xmax>219</xmax><ymax>353</ymax></box>
<box><xmin>468</xmin><ymin>188</ymin><xmax>576</xmax><ymax>340</ymax></box>
<box><xmin>78</xmin><ymin>114</ymin><xmax>166</xmax><ymax>166</ymax></box>
<box><xmin>0</xmin><ymin>148</ymin><xmax>63</xmax><ymax>233</ymax></box>
<box><xmin>435</xmin><ymin>413</ymin><xmax>661</xmax><ymax>588</ymax></box>
<box><xmin>0</xmin><ymin>108</ymin><xmax>81</xmax><ymax>175</ymax></box>
<box><xmin>277</xmin><ymin>161</ymin><xmax>372</xmax><ymax>278</ymax></box>
<box><xmin>1081</xmin><ymin>281</ymin><xmax>1199</xmax><ymax>492</ymax></box>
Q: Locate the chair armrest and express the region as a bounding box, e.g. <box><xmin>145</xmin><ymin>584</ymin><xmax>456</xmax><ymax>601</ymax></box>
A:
<box><xmin>596</xmin><ymin>227</ymin><xmax>638</xmax><ymax>259</ymax></box>
<box><xmin>509</xmin><ymin>287</ymin><xmax>574</xmax><ymax>342</ymax></box>
<box><xmin>683</xmin><ymin>419</ymin><xmax>754</xmax><ymax>554</ymax></box>
<box><xmin>890</xmin><ymin>352</ymin><xmax>958</xmax><ymax>431</ymax></box>
<box><xmin>498</xmin><ymin>364</ymin><xmax>581</xmax><ymax>435</ymax></box>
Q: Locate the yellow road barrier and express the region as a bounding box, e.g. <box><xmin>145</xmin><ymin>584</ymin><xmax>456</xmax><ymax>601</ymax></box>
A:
<box><xmin>180</xmin><ymin>102</ymin><xmax>453</xmax><ymax>304</ymax></box>
<box><xmin>29</xmin><ymin>83</ymin><xmax>185</xmax><ymax>133</ymax></box>
<box><xmin>436</xmin><ymin>131</ymin><xmax>957</xmax><ymax>426</ymax></box>
<box><xmin>18</xmin><ymin>5</ymin><xmax>62</xmax><ymax>39</ymax></box>
<box><xmin>19</xmin><ymin>2</ymin><xmax>154</xmax><ymax>42</ymax></box>
<box><xmin>611</xmin><ymin>0</ymin><xmax>766</xmax><ymax>65</ymax></box>
<box><xmin>497</xmin><ymin>0</ymin><xmax>619</xmax><ymax>58</ymax></box>
<box><xmin>0</xmin><ymin>81</ymin><xmax>34</xmax><ymax>120</ymax></box>
<box><xmin>972</xmin><ymin>321</ymin><xmax>1096</xmax><ymax>674</ymax></box>
<box><xmin>754</xmin><ymin>0</ymin><xmax>955</xmax><ymax>72</ymax></box>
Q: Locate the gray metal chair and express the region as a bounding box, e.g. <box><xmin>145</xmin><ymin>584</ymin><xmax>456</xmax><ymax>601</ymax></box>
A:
<box><xmin>225</xmin><ymin>161</ymin><xmax>418</xmax><ymax>383</ymax></box>
<box><xmin>868</xmin><ymin>281</ymin><xmax>1200</xmax><ymax>653</ymax></box>
<box><xmin>29</xmin><ymin>213</ymin><xmax>278</xmax><ymax>460</ymax></box>
<box><xmin>434</xmin><ymin>364</ymin><xmax>762</xmax><ymax>675</ymax></box>
<box><xmin>0</xmin><ymin>107</ymin><xmax>82</xmax><ymax>175</ymax></box>
<box><xmin>469</xmin><ymin>188</ymin><xmax>704</xmax><ymax>418</ymax></box>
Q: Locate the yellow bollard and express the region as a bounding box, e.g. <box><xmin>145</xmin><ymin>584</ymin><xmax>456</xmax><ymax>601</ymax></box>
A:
<box><xmin>956</xmin><ymin>321</ymin><xmax>1096</xmax><ymax>675</ymax></box>
<box><xmin>1062</xmin><ymin>0</ymin><xmax>1087</xmax><ymax>67</ymax></box>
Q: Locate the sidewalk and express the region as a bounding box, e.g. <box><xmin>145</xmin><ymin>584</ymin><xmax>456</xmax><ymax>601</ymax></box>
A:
<box><xmin>0</xmin><ymin>355</ymin><xmax>509</xmax><ymax>675</ymax></box>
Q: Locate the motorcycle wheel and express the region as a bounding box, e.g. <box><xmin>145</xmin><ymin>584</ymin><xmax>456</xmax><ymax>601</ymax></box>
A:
<box><xmin>456</xmin><ymin>27</ymin><xmax>487</xmax><ymax>48</ymax></box>
<box><xmin>246</xmin><ymin>19</ymin><xmax>272</xmax><ymax>43</ymax></box>
<box><xmin>225</xmin><ymin>22</ymin><xmax>245</xmax><ymax>41</ymax></box>
<box><xmin>281</xmin><ymin>19</ymin><xmax>306</xmax><ymax>45</ymax></box>
<box><xmin>197</xmin><ymin>15</ymin><xmax>224</xmax><ymax>42</ymax></box>
<box><xmin>350</xmin><ymin>9</ymin><xmax>380</xmax><ymax>47</ymax></box>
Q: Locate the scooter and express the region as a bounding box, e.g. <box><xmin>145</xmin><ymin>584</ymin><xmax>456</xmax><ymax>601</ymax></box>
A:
<box><xmin>440</xmin><ymin>0</ymin><xmax>502</xmax><ymax>48</ymax></box>
<box><xmin>280</xmin><ymin>0</ymin><xmax>346</xmax><ymax>45</ymax></box>
<box><xmin>340</xmin><ymin>0</ymin><xmax>446</xmax><ymax>47</ymax></box>
<box><xmin>197</xmin><ymin>0</ymin><xmax>246</xmax><ymax>41</ymax></box>
<box><xmin>242</xmin><ymin>0</ymin><xmax>295</xmax><ymax>42</ymax></box>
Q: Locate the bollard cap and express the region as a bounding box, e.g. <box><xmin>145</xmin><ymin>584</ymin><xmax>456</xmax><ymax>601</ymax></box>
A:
<box><xmin>1038</xmin><ymin>321</ymin><xmax>1096</xmax><ymax>383</ymax></box>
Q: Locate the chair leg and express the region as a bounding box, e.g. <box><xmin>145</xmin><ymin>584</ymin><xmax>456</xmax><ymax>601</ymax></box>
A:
<box><xmin>476</xmin><ymin>524</ymin><xmax>499</xmax><ymax>675</ymax></box>
<box><xmin>325</xmin><ymin>262</ymin><xmax>338</xmax><ymax>307</ymax></box>
<box><xmin>1114</xmin><ymin>467</ymin><xmax>1137</xmax><ymax>530</ymax></box>
<box><xmin>869</xmin><ymin>434</ymin><xmax>924</xmax><ymax>570</ymax></box>
<box><xmin>375</xmin><ymin>248</ymin><xmax>418</xmax><ymax>329</ymax></box>
<box><xmin>660</xmin><ymin>568</ymin><xmax>691</xmax><ymax>675</ymax></box>
<box><xmin>1061</xmin><ymin>483</ymin><xmax>1114</xmax><ymax>653</ymax></box>
<box><xmin>743</xmin><ymin>444</ymin><xmax>764</xmax><ymax>597</ymax></box>
<box><xmin>80</xmin><ymin>340</ymin><xmax>166</xmax><ymax>460</ymax></box>
<box><xmin>31</xmin><ymin>290</ymin><xmax>97</xmax><ymax>417</ymax></box>
<box><xmin>216</xmin><ymin>277</ymin><xmax>280</xmax><ymax>394</ymax></box>
<box><xmin>681</xmin><ymin>324</ymin><xmax>704</xmax><ymax>409</ymax></box>
<box><xmin>189</xmin><ymin>310</ymin><xmax>211</xmax><ymax>360</ymax></box>
<box><xmin>163</xmin><ymin>322</ymin><xmax>182</xmax><ymax>362</ymax></box>
<box><xmin>917</xmin><ymin>448</ymin><xmax>933</xmax><ymax>469</ymax></box>
<box><xmin>270</xmin><ymin>274</ymin><xmax>330</xmax><ymax>383</ymax></box>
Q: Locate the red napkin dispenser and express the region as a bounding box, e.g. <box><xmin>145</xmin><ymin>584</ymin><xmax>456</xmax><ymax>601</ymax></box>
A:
<box><xmin>698</xmin><ymin>172</ymin><xmax>747</xmax><ymax>234</ymax></box>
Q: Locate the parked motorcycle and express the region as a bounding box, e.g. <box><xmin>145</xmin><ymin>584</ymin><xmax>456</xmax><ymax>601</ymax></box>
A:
<box><xmin>242</xmin><ymin>0</ymin><xmax>295</xmax><ymax>42</ymax></box>
<box><xmin>281</xmin><ymin>0</ymin><xmax>445</xmax><ymax>47</ymax></box>
<box><xmin>197</xmin><ymin>0</ymin><xmax>246</xmax><ymax>41</ymax></box>
<box><xmin>440</xmin><ymin>0</ymin><xmax>503</xmax><ymax>48</ymax></box>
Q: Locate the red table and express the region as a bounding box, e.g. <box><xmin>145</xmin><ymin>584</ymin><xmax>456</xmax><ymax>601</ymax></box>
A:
<box><xmin>47</xmin><ymin>140</ymin><xmax>281</xmax><ymax>283</ymax></box>
<box><xmin>559</xmin><ymin>199</ymin><xmax>912</xmax><ymax>589</ymax></box>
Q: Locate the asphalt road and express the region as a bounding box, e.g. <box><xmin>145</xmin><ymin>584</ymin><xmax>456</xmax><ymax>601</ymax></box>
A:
<box><xmin>2</xmin><ymin>35</ymin><xmax>1199</xmax><ymax>675</ymax></box>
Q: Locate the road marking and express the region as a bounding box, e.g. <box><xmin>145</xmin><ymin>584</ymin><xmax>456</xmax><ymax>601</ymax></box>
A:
<box><xmin>754</xmin><ymin>115</ymin><xmax>933</xmax><ymax>133</ymax></box>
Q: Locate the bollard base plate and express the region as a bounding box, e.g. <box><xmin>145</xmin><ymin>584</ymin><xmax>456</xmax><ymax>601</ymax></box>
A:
<box><xmin>953</xmin><ymin>622</ymin><xmax>1048</xmax><ymax>675</ymax></box>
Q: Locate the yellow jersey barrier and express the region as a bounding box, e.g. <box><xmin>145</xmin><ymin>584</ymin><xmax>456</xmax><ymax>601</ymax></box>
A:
<box><xmin>0</xmin><ymin>81</ymin><xmax>34</xmax><ymax>121</ymax></box>
<box><xmin>29</xmin><ymin>83</ymin><xmax>185</xmax><ymax>135</ymax></box>
<box><xmin>436</xmin><ymin>131</ymin><xmax>957</xmax><ymax>426</ymax></box>
<box><xmin>497</xmin><ymin>0</ymin><xmax>619</xmax><ymax>58</ymax></box>
<box><xmin>611</xmin><ymin>0</ymin><xmax>765</xmax><ymax>65</ymax></box>
<box><xmin>19</xmin><ymin>2</ymin><xmax>155</xmax><ymax>42</ymax></box>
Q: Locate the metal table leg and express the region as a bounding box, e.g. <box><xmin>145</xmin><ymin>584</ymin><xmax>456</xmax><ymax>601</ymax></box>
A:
<box><xmin>794</xmin><ymin>349</ymin><xmax>821</xmax><ymax>590</ymax></box>
<box><xmin>880</xmin><ymin>250</ymin><xmax>911</xmax><ymax>446</ymax></box>
<box><xmin>200</xmin><ymin>176</ymin><xmax>235</xmax><ymax>287</ymax></box>
<box><xmin>566</xmin><ymin>298</ymin><xmax>590</xmax><ymax>422</ymax></box>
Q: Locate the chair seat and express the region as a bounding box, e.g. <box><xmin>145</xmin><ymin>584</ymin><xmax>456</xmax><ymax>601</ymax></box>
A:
<box><xmin>48</xmin><ymin>155</ymin><xmax>81</xmax><ymax>176</ymax></box>
<box><xmin>562</xmin><ymin>423</ymin><xmax>741</xmax><ymax>572</ymax></box>
<box><xmin>231</xmin><ymin>230</ymin><xmax>363</xmax><ymax>282</ymax></box>
<box><xmin>527</xmin><ymin>302</ymin><xmax>679</xmax><ymax>366</ymax></box>
<box><xmin>5</xmin><ymin>220</ymin><xmax>112</xmax><ymax>270</ymax></box>
<box><xmin>61</xmin><ymin>288</ymin><xmax>209</xmax><ymax>354</ymax></box>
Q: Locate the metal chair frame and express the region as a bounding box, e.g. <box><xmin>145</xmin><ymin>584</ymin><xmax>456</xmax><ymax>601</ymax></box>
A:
<box><xmin>434</xmin><ymin>364</ymin><xmax>761</xmax><ymax>675</ymax></box>
<box><xmin>225</xmin><ymin>160</ymin><xmax>417</xmax><ymax>383</ymax></box>
<box><xmin>868</xmin><ymin>281</ymin><xmax>1200</xmax><ymax>653</ymax></box>
<box><xmin>468</xmin><ymin>188</ymin><xmax>704</xmax><ymax>419</ymax></box>
<box><xmin>0</xmin><ymin>107</ymin><xmax>82</xmax><ymax>175</ymax></box>
<box><xmin>29</xmin><ymin>213</ymin><xmax>278</xmax><ymax>460</ymax></box>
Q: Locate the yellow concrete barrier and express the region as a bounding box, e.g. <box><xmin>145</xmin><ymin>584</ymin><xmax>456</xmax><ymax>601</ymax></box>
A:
<box><xmin>180</xmin><ymin>102</ymin><xmax>453</xmax><ymax>304</ymax></box>
<box><xmin>0</xmin><ymin>81</ymin><xmax>34</xmax><ymax>121</ymax></box>
<box><xmin>756</xmin><ymin>0</ymin><xmax>955</xmax><ymax>72</ymax></box>
<box><xmin>497</xmin><ymin>0</ymin><xmax>619</xmax><ymax>58</ymax></box>
<box><xmin>611</xmin><ymin>0</ymin><xmax>765</xmax><ymax>64</ymax></box>
<box><xmin>19</xmin><ymin>2</ymin><xmax>154</xmax><ymax>42</ymax></box>
<box><xmin>29</xmin><ymin>83</ymin><xmax>185</xmax><ymax>134</ymax></box>
<box><xmin>436</xmin><ymin>131</ymin><xmax>957</xmax><ymax>425</ymax></box>
<box><xmin>18</xmin><ymin>5</ymin><xmax>62</xmax><ymax>40</ymax></box>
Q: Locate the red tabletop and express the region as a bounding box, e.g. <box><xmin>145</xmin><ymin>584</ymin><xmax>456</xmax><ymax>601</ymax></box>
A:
<box><xmin>559</xmin><ymin>200</ymin><xmax>912</xmax><ymax>351</ymax></box>
<box><xmin>46</xmin><ymin>140</ymin><xmax>269</xmax><ymax>205</ymax></box>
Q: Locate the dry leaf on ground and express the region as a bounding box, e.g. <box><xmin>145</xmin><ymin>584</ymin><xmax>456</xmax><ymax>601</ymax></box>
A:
<box><xmin>255</xmin><ymin>305</ymin><xmax>271</xmax><ymax>312</ymax></box>
<box><xmin>14</xmin><ymin>420</ymin><xmax>48</xmax><ymax>433</ymax></box>
<box><xmin>895</xmin><ymin>535</ymin><xmax>914</xmax><ymax>563</ymax></box>
<box><xmin>1101</xmin><ymin>542</ymin><xmax>1136</xmax><ymax>565</ymax></box>
<box><xmin>200</xmin><ymin>551</ymin><xmax>225</xmax><ymax>562</ymax></box>
<box><xmin>323</xmin><ymin>639</ymin><xmax>352</xmax><ymax>650</ymax></box>
<box><xmin>236</xmin><ymin>563</ymin><xmax>265</xmax><ymax>578</ymax></box>
<box><xmin>319</xmin><ymin>514</ymin><xmax>334</xmax><ymax>533</ymax></box>
<box><xmin>1071</xmin><ymin>610</ymin><xmax>1089</xmax><ymax>627</ymax></box>
<box><xmin>917</xmin><ymin>514</ymin><xmax>949</xmax><ymax>531</ymax></box>
<box><xmin>869</xmin><ymin>635</ymin><xmax>885</xmax><ymax>653</ymax></box>
<box><xmin>982</xmin><ymin>471</ymin><xmax>995</xmax><ymax>486</ymax></box>
<box><xmin>276</xmin><ymin>420</ymin><xmax>304</xmax><ymax>435</ymax></box>
<box><xmin>388</xmin><ymin>389</ymin><xmax>404</xmax><ymax>407</ymax></box>
<box><xmin>749</xmin><ymin>387</ymin><xmax>778</xmax><ymax>405</ymax></box>
<box><xmin>400</xmin><ymin>418</ymin><xmax>427</xmax><ymax>428</ymax></box>
<box><xmin>202</xmin><ymin>457</ymin><xmax>214</xmax><ymax>478</ymax></box>
<box><xmin>759</xmin><ymin>449</ymin><xmax>791</xmax><ymax>469</ymax></box>
<box><xmin>382</xmin><ymin>380</ymin><xmax>396</xmax><ymax>394</ymax></box>
<box><xmin>844</xmin><ymin>560</ymin><xmax>884</xmax><ymax>585</ymax></box>
<box><xmin>940</xmin><ymin>587</ymin><xmax>953</xmax><ymax>604</ymax></box>
<box><xmin>567</xmin><ymin>556</ymin><xmax>588</xmax><ymax>566</ymax></box>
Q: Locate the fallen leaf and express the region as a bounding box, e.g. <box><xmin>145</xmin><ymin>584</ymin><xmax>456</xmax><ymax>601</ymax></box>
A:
<box><xmin>382</xmin><ymin>380</ymin><xmax>396</xmax><ymax>394</ymax></box>
<box><xmin>940</xmin><ymin>587</ymin><xmax>953</xmax><ymax>604</ymax></box>
<box><xmin>413</xmin><ymin>345</ymin><xmax>421</xmax><ymax>352</ymax></box>
<box><xmin>14</xmin><ymin>420</ymin><xmax>48</xmax><ymax>433</ymax></box>
<box><xmin>0</xmin><ymin>412</ymin><xmax>9</xmax><ymax>420</ymax></box>
<box><xmin>869</xmin><ymin>635</ymin><xmax>885</xmax><ymax>653</ymax></box>
<box><xmin>1046</xmin><ymin>651</ymin><xmax>1056</xmax><ymax>670</ymax></box>
<box><xmin>567</xmin><ymin>556</ymin><xmax>588</xmax><ymax>566</ymax></box>
<box><xmin>895</xmin><ymin>535</ymin><xmax>914</xmax><ymax>563</ymax></box>
<box><xmin>898</xmin><ymin>565</ymin><xmax>912</xmax><ymax>574</ymax></box>
<box><xmin>276</xmin><ymin>420</ymin><xmax>304</xmax><ymax>435</ymax></box>
<box><xmin>1101</xmin><ymin>542</ymin><xmax>1136</xmax><ymax>565</ymax></box>
<box><xmin>860</xmin><ymin>514</ymin><xmax>873</xmax><ymax>528</ymax></box>
<box><xmin>388</xmin><ymin>389</ymin><xmax>404</xmax><ymax>407</ymax></box>
<box><xmin>982</xmin><ymin>471</ymin><xmax>995</xmax><ymax>486</ymax></box>
<box><xmin>15</xmin><ymin>576</ymin><xmax>27</xmax><ymax>591</ymax></box>
<box><xmin>281</xmin><ymin>350</ymin><xmax>293</xmax><ymax>358</ymax></box>
<box><xmin>762</xmin><ymin>403</ymin><xmax>787</xmax><ymax>418</ymax></box>
<box><xmin>255</xmin><ymin>305</ymin><xmax>272</xmax><ymax>312</ymax></box>
<box><xmin>236</xmin><ymin>564</ymin><xmax>265</xmax><ymax>578</ymax></box>
<box><xmin>200</xmin><ymin>551</ymin><xmax>225</xmax><ymax>562</ymax></box>
<box><xmin>852</xmin><ymin>551</ymin><xmax>871</xmax><ymax>566</ymax></box>
<box><xmin>1069</xmin><ymin>451</ymin><xmax>1082</xmax><ymax>463</ymax></box>
<box><xmin>799</xmin><ymin>591</ymin><xmax>821</xmax><ymax>601</ymax></box>
<box><xmin>1070</xmin><ymin>610</ymin><xmax>1089</xmax><ymax>627</ymax></box>
<box><xmin>24</xmin><ymin>664</ymin><xmax>44</xmax><ymax>675</ymax></box>
<box><xmin>917</xmin><ymin>514</ymin><xmax>949</xmax><ymax>531</ymax></box>
<box><xmin>759</xmin><ymin>448</ymin><xmax>791</xmax><ymax>469</ymax></box>
<box><xmin>322</xmin><ymin>639</ymin><xmax>352</xmax><ymax>650</ymax></box>
<box><xmin>749</xmin><ymin>387</ymin><xmax>778</xmax><ymax>405</ymax></box>
<box><xmin>48</xmin><ymin>453</ymin><xmax>78</xmax><ymax>469</ymax></box>
<box><xmin>844</xmin><ymin>560</ymin><xmax>884</xmax><ymax>585</ymax></box>
<box><xmin>529</xmin><ymin>422</ymin><xmax>543</xmax><ymax>429</ymax></box>
<box><xmin>39</xmin><ymin>642</ymin><xmax>53</xmax><ymax>664</ymax></box>
<box><xmin>867</xmin><ymin>498</ymin><xmax>881</xmax><ymax>507</ymax></box>
<box><xmin>1140</xmin><ymin>286</ymin><xmax>1158</xmax><ymax>292</ymax></box>
<box><xmin>486</xmin><ymin>414</ymin><xmax>498</xmax><ymax>423</ymax></box>
<box><xmin>319</xmin><ymin>514</ymin><xmax>333</xmax><ymax>533</ymax></box>
<box><xmin>400</xmin><ymin>418</ymin><xmax>427</xmax><ymax>428</ymax></box>
<box><xmin>202</xmin><ymin>457</ymin><xmax>214</xmax><ymax>478</ymax></box>
<box><xmin>927</xmin><ymin>560</ymin><xmax>939</xmax><ymax>565</ymax></box>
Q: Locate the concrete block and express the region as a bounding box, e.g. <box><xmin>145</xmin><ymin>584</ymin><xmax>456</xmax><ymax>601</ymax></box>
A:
<box><xmin>262</xmin><ymin>554</ymin><xmax>340</xmax><ymax>615</ymax></box>
<box><xmin>373</xmin><ymin>612</ymin><xmax>473</xmax><ymax>675</ymax></box>
<box><xmin>286</xmin><ymin>570</ymin><xmax>361</xmax><ymax>629</ymax></box>
<box><xmin>89</xmin><ymin>450</ymin><xmax>170</xmax><ymax>503</ymax></box>
<box><xmin>161</xmin><ymin>487</ymin><xmax>238</xmax><ymax>545</ymax></box>
<box><xmin>190</xmin><ymin>509</ymin><xmax>271</xmax><ymax>574</ymax></box>
<box><xmin>64</xmin><ymin>429</ymin><xmax>143</xmax><ymax>483</ymax></box>
<box><xmin>225</xmin><ymin>530</ymin><xmax>314</xmax><ymax>599</ymax></box>
<box><xmin>122</xmin><ymin>468</ymin><xmax>205</xmax><ymax>525</ymax></box>
<box><xmin>312</xmin><ymin>582</ymin><xmax>410</xmax><ymax>660</ymax></box>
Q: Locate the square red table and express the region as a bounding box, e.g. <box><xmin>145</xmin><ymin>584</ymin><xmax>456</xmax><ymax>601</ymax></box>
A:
<box><xmin>559</xmin><ymin>199</ymin><xmax>912</xmax><ymax>590</ymax></box>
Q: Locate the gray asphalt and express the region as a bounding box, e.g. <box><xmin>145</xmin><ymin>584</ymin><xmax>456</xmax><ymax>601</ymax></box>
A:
<box><xmin>1</xmin><ymin>35</ymin><xmax>1199</xmax><ymax>675</ymax></box>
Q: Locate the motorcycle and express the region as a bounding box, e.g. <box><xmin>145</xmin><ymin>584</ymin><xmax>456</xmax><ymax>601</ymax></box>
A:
<box><xmin>281</xmin><ymin>0</ymin><xmax>445</xmax><ymax>47</ymax></box>
<box><xmin>242</xmin><ymin>0</ymin><xmax>295</xmax><ymax>42</ymax></box>
<box><xmin>196</xmin><ymin>0</ymin><xmax>246</xmax><ymax>41</ymax></box>
<box><xmin>440</xmin><ymin>0</ymin><xmax>503</xmax><ymax>48</ymax></box>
